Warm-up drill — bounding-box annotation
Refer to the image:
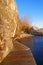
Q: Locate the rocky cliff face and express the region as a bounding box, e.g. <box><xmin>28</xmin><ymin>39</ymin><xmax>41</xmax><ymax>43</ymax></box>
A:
<box><xmin>0</xmin><ymin>0</ymin><xmax>19</xmax><ymax>62</ymax></box>
<box><xmin>0</xmin><ymin>0</ymin><xmax>18</xmax><ymax>37</ymax></box>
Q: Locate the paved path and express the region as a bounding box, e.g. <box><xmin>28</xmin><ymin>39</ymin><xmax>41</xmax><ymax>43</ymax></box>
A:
<box><xmin>1</xmin><ymin>41</ymin><xmax>36</xmax><ymax>65</ymax></box>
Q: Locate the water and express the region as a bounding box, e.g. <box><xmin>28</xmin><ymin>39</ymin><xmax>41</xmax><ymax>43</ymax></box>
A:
<box><xmin>32</xmin><ymin>36</ymin><xmax>43</xmax><ymax>65</ymax></box>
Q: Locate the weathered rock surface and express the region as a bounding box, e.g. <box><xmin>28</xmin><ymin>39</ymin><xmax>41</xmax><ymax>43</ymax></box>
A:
<box><xmin>0</xmin><ymin>0</ymin><xmax>18</xmax><ymax>62</ymax></box>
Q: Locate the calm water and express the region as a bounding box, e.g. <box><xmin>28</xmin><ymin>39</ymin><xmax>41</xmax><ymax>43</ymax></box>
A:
<box><xmin>32</xmin><ymin>36</ymin><xmax>43</xmax><ymax>65</ymax></box>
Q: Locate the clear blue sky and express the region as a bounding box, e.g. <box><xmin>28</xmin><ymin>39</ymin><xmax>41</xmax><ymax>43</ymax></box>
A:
<box><xmin>16</xmin><ymin>0</ymin><xmax>43</xmax><ymax>28</ymax></box>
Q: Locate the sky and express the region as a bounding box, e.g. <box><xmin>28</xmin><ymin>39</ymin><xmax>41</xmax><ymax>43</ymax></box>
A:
<box><xmin>16</xmin><ymin>0</ymin><xmax>43</xmax><ymax>28</ymax></box>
